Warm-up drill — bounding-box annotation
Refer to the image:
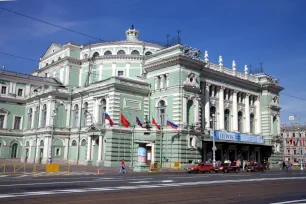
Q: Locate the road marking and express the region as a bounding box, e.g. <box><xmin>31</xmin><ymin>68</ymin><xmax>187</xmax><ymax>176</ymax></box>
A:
<box><xmin>0</xmin><ymin>177</ymin><xmax>305</xmax><ymax>199</ymax></box>
<box><xmin>129</xmin><ymin>181</ymin><xmax>150</xmax><ymax>184</ymax></box>
<box><xmin>162</xmin><ymin>180</ymin><xmax>173</xmax><ymax>183</ymax></box>
<box><xmin>270</xmin><ymin>199</ymin><xmax>306</xmax><ymax>204</ymax></box>
<box><xmin>0</xmin><ymin>175</ymin><xmax>8</xmax><ymax>178</ymax></box>
<box><xmin>16</xmin><ymin>175</ymin><xmax>29</xmax><ymax>178</ymax></box>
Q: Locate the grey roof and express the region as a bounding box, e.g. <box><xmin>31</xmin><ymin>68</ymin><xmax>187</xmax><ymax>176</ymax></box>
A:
<box><xmin>0</xmin><ymin>69</ymin><xmax>61</xmax><ymax>85</ymax></box>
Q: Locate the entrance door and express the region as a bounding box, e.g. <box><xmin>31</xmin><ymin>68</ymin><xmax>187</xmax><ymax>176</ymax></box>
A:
<box><xmin>255</xmin><ymin>151</ymin><xmax>259</xmax><ymax>162</ymax></box>
<box><xmin>229</xmin><ymin>150</ymin><xmax>236</xmax><ymax>161</ymax></box>
<box><xmin>146</xmin><ymin>146</ymin><xmax>152</xmax><ymax>165</ymax></box>
<box><xmin>242</xmin><ymin>151</ymin><xmax>249</xmax><ymax>161</ymax></box>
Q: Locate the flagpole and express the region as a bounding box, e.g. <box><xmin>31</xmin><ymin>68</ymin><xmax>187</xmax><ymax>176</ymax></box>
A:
<box><xmin>160</xmin><ymin>125</ymin><xmax>163</xmax><ymax>168</ymax></box>
<box><xmin>131</xmin><ymin>124</ymin><xmax>135</xmax><ymax>168</ymax></box>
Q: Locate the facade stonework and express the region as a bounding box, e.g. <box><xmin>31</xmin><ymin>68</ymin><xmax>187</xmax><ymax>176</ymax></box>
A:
<box><xmin>0</xmin><ymin>27</ymin><xmax>284</xmax><ymax>168</ymax></box>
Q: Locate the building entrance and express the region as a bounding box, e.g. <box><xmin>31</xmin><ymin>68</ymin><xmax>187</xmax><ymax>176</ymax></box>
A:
<box><xmin>229</xmin><ymin>150</ymin><xmax>236</xmax><ymax>161</ymax></box>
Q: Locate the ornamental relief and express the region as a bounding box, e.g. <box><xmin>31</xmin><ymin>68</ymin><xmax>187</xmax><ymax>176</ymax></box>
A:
<box><xmin>183</xmin><ymin>72</ymin><xmax>199</xmax><ymax>88</ymax></box>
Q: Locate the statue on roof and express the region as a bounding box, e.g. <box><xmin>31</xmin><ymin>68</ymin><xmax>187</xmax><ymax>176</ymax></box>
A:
<box><xmin>131</xmin><ymin>24</ymin><xmax>134</xmax><ymax>29</ymax></box>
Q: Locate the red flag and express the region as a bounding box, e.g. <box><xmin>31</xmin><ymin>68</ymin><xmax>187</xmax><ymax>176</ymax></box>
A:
<box><xmin>120</xmin><ymin>113</ymin><xmax>130</xmax><ymax>128</ymax></box>
<box><xmin>290</xmin><ymin>137</ymin><xmax>293</xmax><ymax>145</ymax></box>
<box><xmin>152</xmin><ymin>117</ymin><xmax>160</xmax><ymax>130</ymax></box>
<box><xmin>303</xmin><ymin>138</ymin><xmax>305</xmax><ymax>147</ymax></box>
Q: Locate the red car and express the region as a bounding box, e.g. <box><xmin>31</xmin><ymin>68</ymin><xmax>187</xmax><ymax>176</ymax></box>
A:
<box><xmin>245</xmin><ymin>163</ymin><xmax>267</xmax><ymax>172</ymax></box>
<box><xmin>187</xmin><ymin>162</ymin><xmax>215</xmax><ymax>173</ymax></box>
<box><xmin>216</xmin><ymin>163</ymin><xmax>240</xmax><ymax>173</ymax></box>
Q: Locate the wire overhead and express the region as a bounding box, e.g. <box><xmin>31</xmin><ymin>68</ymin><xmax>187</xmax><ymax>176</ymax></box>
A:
<box><xmin>2</xmin><ymin>8</ymin><xmax>103</xmax><ymax>41</ymax></box>
<box><xmin>0</xmin><ymin>51</ymin><xmax>39</xmax><ymax>62</ymax></box>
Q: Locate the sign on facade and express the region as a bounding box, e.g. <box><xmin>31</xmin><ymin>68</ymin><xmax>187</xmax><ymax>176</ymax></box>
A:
<box><xmin>210</xmin><ymin>130</ymin><xmax>265</xmax><ymax>144</ymax></box>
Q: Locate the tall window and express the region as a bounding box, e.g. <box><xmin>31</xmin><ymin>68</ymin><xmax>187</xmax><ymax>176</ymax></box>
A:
<box><xmin>250</xmin><ymin>114</ymin><xmax>255</xmax><ymax>134</ymax></box>
<box><xmin>73</xmin><ymin>104</ymin><xmax>79</xmax><ymax>128</ymax></box>
<box><xmin>187</xmin><ymin>100</ymin><xmax>193</xmax><ymax>126</ymax></box>
<box><xmin>100</xmin><ymin>99</ymin><xmax>107</xmax><ymax>124</ymax></box>
<box><xmin>0</xmin><ymin>115</ymin><xmax>4</xmax><ymax>129</ymax></box>
<box><xmin>41</xmin><ymin>105</ymin><xmax>47</xmax><ymax>128</ymax></box>
<box><xmin>28</xmin><ymin>108</ymin><xmax>33</xmax><ymax>129</ymax></box>
<box><xmin>14</xmin><ymin>116</ymin><xmax>22</xmax><ymax>130</ymax></box>
<box><xmin>224</xmin><ymin>109</ymin><xmax>230</xmax><ymax>131</ymax></box>
<box><xmin>117</xmin><ymin>71</ymin><xmax>124</xmax><ymax>76</ymax></box>
<box><xmin>157</xmin><ymin>100</ymin><xmax>166</xmax><ymax>126</ymax></box>
<box><xmin>83</xmin><ymin>102</ymin><xmax>89</xmax><ymax>126</ymax></box>
<box><xmin>11</xmin><ymin>143</ymin><xmax>18</xmax><ymax>158</ymax></box>
<box><xmin>210</xmin><ymin>106</ymin><xmax>216</xmax><ymax>129</ymax></box>
<box><xmin>1</xmin><ymin>86</ymin><xmax>7</xmax><ymax>94</ymax></box>
<box><xmin>17</xmin><ymin>89</ymin><xmax>23</xmax><ymax>97</ymax></box>
<box><xmin>238</xmin><ymin>111</ymin><xmax>243</xmax><ymax>132</ymax></box>
<box><xmin>92</xmin><ymin>52</ymin><xmax>99</xmax><ymax>58</ymax></box>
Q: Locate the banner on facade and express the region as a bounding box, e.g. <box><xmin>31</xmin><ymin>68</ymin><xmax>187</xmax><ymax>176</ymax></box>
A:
<box><xmin>210</xmin><ymin>130</ymin><xmax>265</xmax><ymax>144</ymax></box>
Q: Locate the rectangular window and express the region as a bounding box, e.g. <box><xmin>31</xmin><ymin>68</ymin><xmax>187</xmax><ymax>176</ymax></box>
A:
<box><xmin>117</xmin><ymin>71</ymin><xmax>124</xmax><ymax>76</ymax></box>
<box><xmin>14</xmin><ymin>116</ymin><xmax>22</xmax><ymax>130</ymax></box>
<box><xmin>301</xmin><ymin>150</ymin><xmax>303</xmax><ymax>155</ymax></box>
<box><xmin>56</xmin><ymin>148</ymin><xmax>60</xmax><ymax>156</ymax></box>
<box><xmin>1</xmin><ymin>86</ymin><xmax>7</xmax><ymax>94</ymax></box>
<box><xmin>287</xmin><ymin>149</ymin><xmax>290</xmax><ymax>154</ymax></box>
<box><xmin>17</xmin><ymin>89</ymin><xmax>23</xmax><ymax>96</ymax></box>
<box><xmin>0</xmin><ymin>115</ymin><xmax>4</xmax><ymax>128</ymax></box>
<box><xmin>294</xmin><ymin>150</ymin><xmax>296</xmax><ymax>155</ymax></box>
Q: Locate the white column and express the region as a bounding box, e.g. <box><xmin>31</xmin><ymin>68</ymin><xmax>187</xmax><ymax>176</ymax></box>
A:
<box><xmin>66</xmin><ymin>104</ymin><xmax>71</xmax><ymax>127</ymax></box>
<box><xmin>86</xmin><ymin>136</ymin><xmax>92</xmax><ymax>161</ymax></box>
<box><xmin>99</xmin><ymin>64</ymin><xmax>103</xmax><ymax>80</ymax></box>
<box><xmin>79</xmin><ymin>67</ymin><xmax>83</xmax><ymax>87</ymax></box>
<box><xmin>194</xmin><ymin>98</ymin><xmax>199</xmax><ymax>124</ymax></box>
<box><xmin>160</xmin><ymin>75</ymin><xmax>164</xmax><ymax>89</ymax></box>
<box><xmin>112</xmin><ymin>62</ymin><xmax>116</xmax><ymax>76</ymax></box>
<box><xmin>183</xmin><ymin>96</ymin><xmax>187</xmax><ymax>125</ymax></box>
<box><xmin>46</xmin><ymin>96</ymin><xmax>53</xmax><ymax>127</ymax></box>
<box><xmin>126</xmin><ymin>63</ymin><xmax>130</xmax><ymax>78</ymax></box>
<box><xmin>151</xmin><ymin>143</ymin><xmax>155</xmax><ymax>163</ymax></box>
<box><xmin>64</xmin><ymin>66</ymin><xmax>70</xmax><ymax>85</ymax></box>
<box><xmin>25</xmin><ymin>84</ymin><xmax>31</xmax><ymax>97</ymax></box>
<box><xmin>64</xmin><ymin>138</ymin><xmax>69</xmax><ymax>159</ymax></box>
<box><xmin>232</xmin><ymin>90</ymin><xmax>238</xmax><ymax>132</ymax></box>
<box><xmin>154</xmin><ymin>76</ymin><xmax>158</xmax><ymax>89</ymax></box>
<box><xmin>91</xmin><ymin>137</ymin><xmax>94</xmax><ymax>160</ymax></box>
<box><xmin>35</xmin><ymin>140</ymin><xmax>40</xmax><ymax>162</ymax></box>
<box><xmin>219</xmin><ymin>87</ymin><xmax>225</xmax><ymax>130</ymax></box>
<box><xmin>277</xmin><ymin>114</ymin><xmax>281</xmax><ymax>135</ymax></box>
<box><xmin>245</xmin><ymin>94</ymin><xmax>250</xmax><ymax>133</ymax></box>
<box><xmin>94</xmin><ymin>98</ymin><xmax>100</xmax><ymax>124</ymax></box>
<box><xmin>43</xmin><ymin>137</ymin><xmax>50</xmax><ymax>163</ymax></box>
<box><xmin>205</xmin><ymin>83</ymin><xmax>210</xmax><ymax>128</ymax></box>
<box><xmin>255</xmin><ymin>96</ymin><xmax>261</xmax><ymax>134</ymax></box>
<box><xmin>98</xmin><ymin>135</ymin><xmax>103</xmax><ymax>161</ymax></box>
<box><xmin>166</xmin><ymin>74</ymin><xmax>169</xmax><ymax>88</ymax></box>
<box><xmin>31</xmin><ymin>107</ymin><xmax>36</xmax><ymax>129</ymax></box>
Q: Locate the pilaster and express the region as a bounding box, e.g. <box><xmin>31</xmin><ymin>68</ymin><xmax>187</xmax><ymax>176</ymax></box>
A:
<box><xmin>218</xmin><ymin>86</ymin><xmax>225</xmax><ymax>130</ymax></box>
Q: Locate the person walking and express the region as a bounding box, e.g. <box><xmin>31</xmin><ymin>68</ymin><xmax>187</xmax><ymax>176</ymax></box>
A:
<box><xmin>120</xmin><ymin>159</ymin><xmax>127</xmax><ymax>174</ymax></box>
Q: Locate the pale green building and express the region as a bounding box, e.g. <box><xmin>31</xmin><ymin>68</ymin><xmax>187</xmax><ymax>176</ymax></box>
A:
<box><xmin>0</xmin><ymin>26</ymin><xmax>284</xmax><ymax>169</ymax></box>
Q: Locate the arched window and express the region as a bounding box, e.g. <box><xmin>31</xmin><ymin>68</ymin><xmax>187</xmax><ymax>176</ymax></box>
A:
<box><xmin>73</xmin><ymin>104</ymin><xmax>79</xmax><ymax>128</ymax></box>
<box><xmin>273</xmin><ymin>116</ymin><xmax>277</xmax><ymax>136</ymax></box>
<box><xmin>117</xmin><ymin>50</ymin><xmax>126</xmax><ymax>55</ymax></box>
<box><xmin>100</xmin><ymin>99</ymin><xmax>107</xmax><ymax>124</ymax></box>
<box><xmin>11</xmin><ymin>143</ymin><xmax>18</xmax><ymax>158</ymax></box>
<box><xmin>81</xmin><ymin>139</ymin><xmax>87</xmax><ymax>146</ymax></box>
<box><xmin>28</xmin><ymin>108</ymin><xmax>33</xmax><ymax>129</ymax></box>
<box><xmin>40</xmin><ymin>140</ymin><xmax>44</xmax><ymax>146</ymax></box>
<box><xmin>210</xmin><ymin>106</ymin><xmax>216</xmax><ymax>129</ymax></box>
<box><xmin>250</xmin><ymin>114</ymin><xmax>255</xmax><ymax>134</ymax></box>
<box><xmin>58</xmin><ymin>57</ymin><xmax>61</xmax><ymax>61</ymax></box>
<box><xmin>157</xmin><ymin>100</ymin><xmax>166</xmax><ymax>126</ymax></box>
<box><xmin>293</xmin><ymin>133</ymin><xmax>295</xmax><ymax>137</ymax></box>
<box><xmin>51</xmin><ymin>60</ymin><xmax>55</xmax><ymax>64</ymax></box>
<box><xmin>41</xmin><ymin>104</ymin><xmax>47</xmax><ymax>128</ymax></box>
<box><xmin>83</xmin><ymin>102</ymin><xmax>89</xmax><ymax>126</ymax></box>
<box><xmin>224</xmin><ymin>109</ymin><xmax>230</xmax><ymax>131</ymax></box>
<box><xmin>83</xmin><ymin>54</ymin><xmax>88</xmax><ymax>59</ymax></box>
<box><xmin>45</xmin><ymin>63</ymin><xmax>49</xmax><ymax>67</ymax></box>
<box><xmin>26</xmin><ymin>141</ymin><xmax>30</xmax><ymax>147</ymax></box>
<box><xmin>238</xmin><ymin>111</ymin><xmax>243</xmax><ymax>132</ymax></box>
<box><xmin>145</xmin><ymin>51</ymin><xmax>152</xmax><ymax>56</ymax></box>
<box><xmin>104</xmin><ymin>50</ymin><xmax>112</xmax><ymax>55</ymax></box>
<box><xmin>71</xmin><ymin>140</ymin><xmax>77</xmax><ymax>146</ymax></box>
<box><xmin>92</xmin><ymin>52</ymin><xmax>99</xmax><ymax>62</ymax></box>
<box><xmin>187</xmin><ymin>100</ymin><xmax>193</xmax><ymax>126</ymax></box>
<box><xmin>131</xmin><ymin>50</ymin><xmax>140</xmax><ymax>55</ymax></box>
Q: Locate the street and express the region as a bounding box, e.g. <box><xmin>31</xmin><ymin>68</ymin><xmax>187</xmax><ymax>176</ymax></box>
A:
<box><xmin>0</xmin><ymin>171</ymin><xmax>305</xmax><ymax>204</ymax></box>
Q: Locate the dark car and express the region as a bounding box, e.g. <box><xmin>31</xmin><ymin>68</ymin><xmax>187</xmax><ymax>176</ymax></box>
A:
<box><xmin>216</xmin><ymin>163</ymin><xmax>240</xmax><ymax>173</ymax></box>
<box><xmin>246</xmin><ymin>163</ymin><xmax>267</xmax><ymax>172</ymax></box>
<box><xmin>187</xmin><ymin>162</ymin><xmax>215</xmax><ymax>174</ymax></box>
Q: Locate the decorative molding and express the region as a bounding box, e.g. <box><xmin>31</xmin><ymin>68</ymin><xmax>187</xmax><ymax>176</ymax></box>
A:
<box><xmin>123</xmin><ymin>98</ymin><xmax>141</xmax><ymax>110</ymax></box>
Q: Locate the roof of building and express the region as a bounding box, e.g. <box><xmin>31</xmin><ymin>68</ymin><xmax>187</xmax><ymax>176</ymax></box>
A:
<box><xmin>0</xmin><ymin>69</ymin><xmax>61</xmax><ymax>84</ymax></box>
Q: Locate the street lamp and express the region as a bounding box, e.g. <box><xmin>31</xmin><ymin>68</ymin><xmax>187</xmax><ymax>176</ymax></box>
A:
<box><xmin>211</xmin><ymin>114</ymin><xmax>217</xmax><ymax>168</ymax></box>
<box><xmin>156</xmin><ymin>104</ymin><xmax>166</xmax><ymax>168</ymax></box>
<box><xmin>48</xmin><ymin>100</ymin><xmax>64</xmax><ymax>164</ymax></box>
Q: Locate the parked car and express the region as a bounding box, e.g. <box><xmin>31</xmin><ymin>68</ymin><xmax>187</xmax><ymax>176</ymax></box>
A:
<box><xmin>245</xmin><ymin>163</ymin><xmax>266</xmax><ymax>172</ymax></box>
<box><xmin>216</xmin><ymin>163</ymin><xmax>240</xmax><ymax>173</ymax></box>
<box><xmin>187</xmin><ymin>162</ymin><xmax>215</xmax><ymax>173</ymax></box>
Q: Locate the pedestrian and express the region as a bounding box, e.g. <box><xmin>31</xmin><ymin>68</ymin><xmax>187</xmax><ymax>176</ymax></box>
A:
<box><xmin>120</xmin><ymin>159</ymin><xmax>127</xmax><ymax>174</ymax></box>
<box><xmin>282</xmin><ymin>161</ymin><xmax>285</xmax><ymax>170</ymax></box>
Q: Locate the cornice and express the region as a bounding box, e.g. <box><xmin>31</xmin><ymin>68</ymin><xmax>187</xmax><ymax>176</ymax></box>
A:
<box><xmin>81</xmin><ymin>55</ymin><xmax>143</xmax><ymax>64</ymax></box>
<box><xmin>36</xmin><ymin>57</ymin><xmax>82</xmax><ymax>73</ymax></box>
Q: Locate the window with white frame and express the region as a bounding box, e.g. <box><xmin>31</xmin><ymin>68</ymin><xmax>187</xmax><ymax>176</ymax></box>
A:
<box><xmin>1</xmin><ymin>86</ymin><xmax>7</xmax><ymax>94</ymax></box>
<box><xmin>187</xmin><ymin>136</ymin><xmax>196</xmax><ymax>148</ymax></box>
<box><xmin>83</xmin><ymin>102</ymin><xmax>89</xmax><ymax>126</ymax></box>
<box><xmin>117</xmin><ymin>71</ymin><xmax>124</xmax><ymax>76</ymax></box>
<box><xmin>157</xmin><ymin>100</ymin><xmax>166</xmax><ymax>126</ymax></box>
<box><xmin>17</xmin><ymin>88</ymin><xmax>23</xmax><ymax>97</ymax></box>
<box><xmin>73</xmin><ymin>104</ymin><xmax>79</xmax><ymax>128</ymax></box>
<box><xmin>28</xmin><ymin>108</ymin><xmax>33</xmax><ymax>129</ymax></box>
<box><xmin>0</xmin><ymin>115</ymin><xmax>5</xmax><ymax>128</ymax></box>
<box><xmin>99</xmin><ymin>99</ymin><xmax>107</xmax><ymax>124</ymax></box>
<box><xmin>41</xmin><ymin>105</ymin><xmax>47</xmax><ymax>128</ymax></box>
<box><xmin>13</xmin><ymin>116</ymin><xmax>22</xmax><ymax>130</ymax></box>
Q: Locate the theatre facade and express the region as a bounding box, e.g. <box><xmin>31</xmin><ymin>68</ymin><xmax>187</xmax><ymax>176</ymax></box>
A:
<box><xmin>0</xmin><ymin>26</ymin><xmax>284</xmax><ymax>169</ymax></box>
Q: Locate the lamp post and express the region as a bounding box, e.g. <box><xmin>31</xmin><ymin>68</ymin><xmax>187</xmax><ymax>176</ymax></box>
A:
<box><xmin>156</xmin><ymin>105</ymin><xmax>166</xmax><ymax>169</ymax></box>
<box><xmin>48</xmin><ymin>100</ymin><xmax>63</xmax><ymax>164</ymax></box>
<box><xmin>211</xmin><ymin>114</ymin><xmax>217</xmax><ymax>168</ymax></box>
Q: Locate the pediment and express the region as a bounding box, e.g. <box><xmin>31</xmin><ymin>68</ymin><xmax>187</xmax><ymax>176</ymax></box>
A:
<box><xmin>42</xmin><ymin>43</ymin><xmax>62</xmax><ymax>58</ymax></box>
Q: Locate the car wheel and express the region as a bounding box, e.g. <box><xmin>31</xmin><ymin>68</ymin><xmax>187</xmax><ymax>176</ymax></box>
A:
<box><xmin>195</xmin><ymin>170</ymin><xmax>199</xmax><ymax>174</ymax></box>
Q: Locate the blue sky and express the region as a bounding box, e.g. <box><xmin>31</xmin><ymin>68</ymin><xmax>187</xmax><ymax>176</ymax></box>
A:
<box><xmin>0</xmin><ymin>0</ymin><xmax>306</xmax><ymax>125</ymax></box>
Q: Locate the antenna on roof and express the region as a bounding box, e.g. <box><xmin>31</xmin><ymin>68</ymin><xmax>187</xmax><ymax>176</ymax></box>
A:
<box><xmin>176</xmin><ymin>30</ymin><xmax>181</xmax><ymax>44</ymax></box>
<box><xmin>259</xmin><ymin>62</ymin><xmax>264</xmax><ymax>73</ymax></box>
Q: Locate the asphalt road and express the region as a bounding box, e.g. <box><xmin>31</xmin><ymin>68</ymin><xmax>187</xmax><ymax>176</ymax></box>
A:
<box><xmin>0</xmin><ymin>171</ymin><xmax>306</xmax><ymax>204</ymax></box>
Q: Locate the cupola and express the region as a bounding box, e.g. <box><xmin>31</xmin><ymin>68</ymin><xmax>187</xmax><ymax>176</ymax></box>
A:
<box><xmin>125</xmin><ymin>25</ymin><xmax>139</xmax><ymax>42</ymax></box>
